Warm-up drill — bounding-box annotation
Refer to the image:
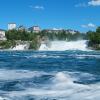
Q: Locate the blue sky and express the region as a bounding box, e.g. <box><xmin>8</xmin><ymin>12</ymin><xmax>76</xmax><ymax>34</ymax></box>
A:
<box><xmin>0</xmin><ymin>0</ymin><xmax>100</xmax><ymax>32</ymax></box>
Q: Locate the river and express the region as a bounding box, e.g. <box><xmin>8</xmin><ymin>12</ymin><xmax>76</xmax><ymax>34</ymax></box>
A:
<box><xmin>0</xmin><ymin>50</ymin><xmax>100</xmax><ymax>100</ymax></box>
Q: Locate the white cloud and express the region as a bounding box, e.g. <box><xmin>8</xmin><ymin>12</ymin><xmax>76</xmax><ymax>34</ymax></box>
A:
<box><xmin>75</xmin><ymin>0</ymin><xmax>100</xmax><ymax>7</ymax></box>
<box><xmin>75</xmin><ymin>3</ymin><xmax>87</xmax><ymax>7</ymax></box>
<box><xmin>29</xmin><ymin>5</ymin><xmax>44</xmax><ymax>10</ymax></box>
<box><xmin>81</xmin><ymin>23</ymin><xmax>96</xmax><ymax>28</ymax></box>
<box><xmin>34</xmin><ymin>6</ymin><xmax>44</xmax><ymax>10</ymax></box>
<box><xmin>88</xmin><ymin>0</ymin><xmax>100</xmax><ymax>6</ymax></box>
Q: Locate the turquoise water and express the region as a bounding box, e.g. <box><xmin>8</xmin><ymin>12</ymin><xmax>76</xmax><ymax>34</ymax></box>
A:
<box><xmin>0</xmin><ymin>50</ymin><xmax>100</xmax><ymax>100</ymax></box>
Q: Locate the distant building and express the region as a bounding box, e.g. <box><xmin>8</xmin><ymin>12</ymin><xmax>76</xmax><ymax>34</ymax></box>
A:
<box><xmin>8</xmin><ymin>23</ymin><xmax>16</xmax><ymax>30</ymax></box>
<box><xmin>28</xmin><ymin>26</ymin><xmax>41</xmax><ymax>33</ymax></box>
<box><xmin>66</xmin><ymin>29</ymin><xmax>78</xmax><ymax>34</ymax></box>
<box><xmin>18</xmin><ymin>25</ymin><xmax>26</xmax><ymax>31</ymax></box>
<box><xmin>43</xmin><ymin>29</ymin><xmax>78</xmax><ymax>34</ymax></box>
<box><xmin>43</xmin><ymin>29</ymin><xmax>64</xmax><ymax>34</ymax></box>
<box><xmin>0</xmin><ymin>29</ymin><xmax>6</xmax><ymax>40</ymax></box>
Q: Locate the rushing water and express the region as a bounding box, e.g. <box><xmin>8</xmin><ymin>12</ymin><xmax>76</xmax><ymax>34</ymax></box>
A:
<box><xmin>0</xmin><ymin>50</ymin><xmax>100</xmax><ymax>100</ymax></box>
<box><xmin>39</xmin><ymin>40</ymin><xmax>88</xmax><ymax>51</ymax></box>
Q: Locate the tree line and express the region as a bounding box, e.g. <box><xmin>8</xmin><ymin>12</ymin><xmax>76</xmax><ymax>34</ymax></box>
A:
<box><xmin>87</xmin><ymin>27</ymin><xmax>100</xmax><ymax>50</ymax></box>
<box><xmin>0</xmin><ymin>29</ymin><xmax>88</xmax><ymax>50</ymax></box>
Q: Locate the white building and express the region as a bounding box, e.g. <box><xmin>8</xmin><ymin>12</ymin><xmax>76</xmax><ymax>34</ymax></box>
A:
<box><xmin>8</xmin><ymin>23</ymin><xmax>16</xmax><ymax>30</ymax></box>
<box><xmin>33</xmin><ymin>26</ymin><xmax>40</xmax><ymax>32</ymax></box>
<box><xmin>28</xmin><ymin>26</ymin><xmax>41</xmax><ymax>33</ymax></box>
<box><xmin>0</xmin><ymin>29</ymin><xmax>6</xmax><ymax>40</ymax></box>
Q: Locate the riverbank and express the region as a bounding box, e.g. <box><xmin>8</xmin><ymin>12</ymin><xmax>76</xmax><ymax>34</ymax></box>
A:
<box><xmin>0</xmin><ymin>27</ymin><xmax>100</xmax><ymax>51</ymax></box>
<box><xmin>0</xmin><ymin>40</ymin><xmax>91</xmax><ymax>51</ymax></box>
<box><xmin>0</xmin><ymin>29</ymin><xmax>86</xmax><ymax>50</ymax></box>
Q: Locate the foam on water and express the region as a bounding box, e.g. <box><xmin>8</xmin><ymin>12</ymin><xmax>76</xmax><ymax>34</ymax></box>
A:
<box><xmin>39</xmin><ymin>40</ymin><xmax>88</xmax><ymax>51</ymax></box>
<box><xmin>0</xmin><ymin>69</ymin><xmax>45</xmax><ymax>80</ymax></box>
<box><xmin>68</xmin><ymin>54</ymin><xmax>100</xmax><ymax>59</ymax></box>
<box><xmin>0</xmin><ymin>51</ymin><xmax>100</xmax><ymax>100</ymax></box>
<box><xmin>0</xmin><ymin>70</ymin><xmax>100</xmax><ymax>100</ymax></box>
<box><xmin>53</xmin><ymin>72</ymin><xmax>73</xmax><ymax>83</ymax></box>
<box><xmin>12</xmin><ymin>44</ymin><xmax>28</xmax><ymax>51</ymax></box>
<box><xmin>27</xmin><ymin>54</ymin><xmax>61</xmax><ymax>59</ymax></box>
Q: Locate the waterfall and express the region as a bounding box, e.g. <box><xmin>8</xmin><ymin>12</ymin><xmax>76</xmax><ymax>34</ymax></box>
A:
<box><xmin>12</xmin><ymin>44</ymin><xmax>29</xmax><ymax>50</ymax></box>
<box><xmin>39</xmin><ymin>40</ymin><xmax>88</xmax><ymax>51</ymax></box>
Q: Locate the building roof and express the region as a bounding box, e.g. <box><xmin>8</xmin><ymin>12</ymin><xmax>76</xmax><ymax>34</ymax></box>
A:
<box><xmin>8</xmin><ymin>23</ymin><xmax>16</xmax><ymax>24</ymax></box>
<box><xmin>0</xmin><ymin>29</ymin><xmax>6</xmax><ymax>31</ymax></box>
<box><xmin>18</xmin><ymin>25</ymin><xmax>25</xmax><ymax>28</ymax></box>
<box><xmin>29</xmin><ymin>26</ymin><xmax>40</xmax><ymax>28</ymax></box>
<box><xmin>33</xmin><ymin>26</ymin><xmax>39</xmax><ymax>27</ymax></box>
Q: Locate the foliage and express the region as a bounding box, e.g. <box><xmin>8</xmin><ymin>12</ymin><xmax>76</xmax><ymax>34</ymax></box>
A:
<box><xmin>5</xmin><ymin>29</ymin><xmax>85</xmax><ymax>41</ymax></box>
<box><xmin>29</xmin><ymin>35</ymin><xmax>40</xmax><ymax>50</ymax></box>
<box><xmin>38</xmin><ymin>30</ymin><xmax>85</xmax><ymax>41</ymax></box>
<box><xmin>0</xmin><ymin>40</ymin><xmax>16</xmax><ymax>49</ymax></box>
<box><xmin>3</xmin><ymin>29</ymin><xmax>86</xmax><ymax>50</ymax></box>
<box><xmin>6</xmin><ymin>30</ymin><xmax>31</xmax><ymax>41</ymax></box>
<box><xmin>87</xmin><ymin>27</ymin><xmax>100</xmax><ymax>50</ymax></box>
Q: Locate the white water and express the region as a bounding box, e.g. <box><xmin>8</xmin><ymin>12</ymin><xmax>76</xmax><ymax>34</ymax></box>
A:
<box><xmin>0</xmin><ymin>70</ymin><xmax>100</xmax><ymax>100</ymax></box>
<box><xmin>12</xmin><ymin>44</ymin><xmax>28</xmax><ymax>50</ymax></box>
<box><xmin>0</xmin><ymin>69</ymin><xmax>43</xmax><ymax>80</ymax></box>
<box><xmin>39</xmin><ymin>40</ymin><xmax>88</xmax><ymax>51</ymax></box>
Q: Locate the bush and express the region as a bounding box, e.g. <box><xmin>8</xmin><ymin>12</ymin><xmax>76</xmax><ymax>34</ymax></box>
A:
<box><xmin>0</xmin><ymin>40</ymin><xmax>16</xmax><ymax>49</ymax></box>
<box><xmin>87</xmin><ymin>27</ymin><xmax>100</xmax><ymax>50</ymax></box>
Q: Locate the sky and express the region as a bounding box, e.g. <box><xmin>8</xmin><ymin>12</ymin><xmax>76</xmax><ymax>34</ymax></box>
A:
<box><xmin>0</xmin><ymin>0</ymin><xmax>100</xmax><ymax>32</ymax></box>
